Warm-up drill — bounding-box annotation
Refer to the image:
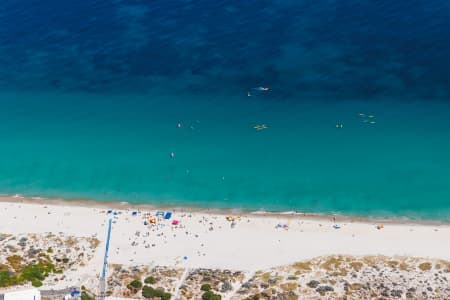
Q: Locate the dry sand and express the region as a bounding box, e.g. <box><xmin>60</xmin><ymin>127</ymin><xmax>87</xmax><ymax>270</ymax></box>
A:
<box><xmin>1</xmin><ymin>197</ymin><xmax>449</xmax><ymax>284</ymax></box>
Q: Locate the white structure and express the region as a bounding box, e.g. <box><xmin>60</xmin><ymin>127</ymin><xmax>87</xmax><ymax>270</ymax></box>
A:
<box><xmin>0</xmin><ymin>288</ymin><xmax>41</xmax><ymax>300</ymax></box>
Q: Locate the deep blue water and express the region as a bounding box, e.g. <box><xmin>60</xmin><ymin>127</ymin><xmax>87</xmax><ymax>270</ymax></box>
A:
<box><xmin>0</xmin><ymin>1</ymin><xmax>449</xmax><ymax>219</ymax></box>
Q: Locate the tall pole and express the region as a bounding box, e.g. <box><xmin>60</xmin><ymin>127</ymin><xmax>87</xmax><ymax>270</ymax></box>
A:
<box><xmin>99</xmin><ymin>218</ymin><xmax>112</xmax><ymax>300</ymax></box>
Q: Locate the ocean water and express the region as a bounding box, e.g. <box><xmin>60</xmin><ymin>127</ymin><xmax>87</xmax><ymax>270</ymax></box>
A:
<box><xmin>0</xmin><ymin>1</ymin><xmax>449</xmax><ymax>219</ymax></box>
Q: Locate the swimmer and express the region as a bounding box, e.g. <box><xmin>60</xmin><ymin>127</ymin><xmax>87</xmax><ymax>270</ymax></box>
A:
<box><xmin>336</xmin><ymin>124</ymin><xmax>344</xmax><ymax>128</ymax></box>
<box><xmin>170</xmin><ymin>152</ymin><xmax>175</xmax><ymax>159</ymax></box>
<box><xmin>254</xmin><ymin>124</ymin><xmax>268</xmax><ymax>130</ymax></box>
<box><xmin>177</xmin><ymin>122</ymin><xmax>182</xmax><ymax>128</ymax></box>
<box><xmin>252</xmin><ymin>87</ymin><xmax>270</xmax><ymax>92</ymax></box>
<box><xmin>247</xmin><ymin>91</ymin><xmax>251</xmax><ymax>97</ymax></box>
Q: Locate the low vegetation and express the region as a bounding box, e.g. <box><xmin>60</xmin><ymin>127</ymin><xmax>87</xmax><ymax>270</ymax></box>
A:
<box><xmin>0</xmin><ymin>233</ymin><xmax>99</xmax><ymax>290</ymax></box>
<box><xmin>144</xmin><ymin>276</ymin><xmax>157</xmax><ymax>284</ymax></box>
<box><xmin>127</xmin><ymin>279</ymin><xmax>143</xmax><ymax>294</ymax></box>
<box><xmin>236</xmin><ymin>255</ymin><xmax>450</xmax><ymax>299</ymax></box>
<box><xmin>0</xmin><ymin>255</ymin><xmax>55</xmax><ymax>288</ymax></box>
<box><xmin>201</xmin><ymin>291</ymin><xmax>222</xmax><ymax>300</ymax></box>
<box><xmin>80</xmin><ymin>291</ymin><xmax>95</xmax><ymax>300</ymax></box>
<box><xmin>129</xmin><ymin>279</ymin><xmax>143</xmax><ymax>289</ymax></box>
<box><xmin>418</xmin><ymin>262</ymin><xmax>432</xmax><ymax>271</ymax></box>
<box><xmin>292</xmin><ymin>261</ymin><xmax>311</xmax><ymax>271</ymax></box>
<box><xmin>142</xmin><ymin>285</ymin><xmax>171</xmax><ymax>299</ymax></box>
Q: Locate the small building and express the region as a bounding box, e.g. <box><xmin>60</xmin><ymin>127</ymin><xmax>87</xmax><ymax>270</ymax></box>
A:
<box><xmin>0</xmin><ymin>288</ymin><xmax>41</xmax><ymax>300</ymax></box>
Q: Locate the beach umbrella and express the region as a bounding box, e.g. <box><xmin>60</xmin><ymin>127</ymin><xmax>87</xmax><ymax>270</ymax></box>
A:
<box><xmin>172</xmin><ymin>220</ymin><xmax>179</xmax><ymax>225</ymax></box>
<box><xmin>164</xmin><ymin>212</ymin><xmax>172</xmax><ymax>219</ymax></box>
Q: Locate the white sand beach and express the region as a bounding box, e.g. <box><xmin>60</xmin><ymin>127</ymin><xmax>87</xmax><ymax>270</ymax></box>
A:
<box><xmin>1</xmin><ymin>197</ymin><xmax>450</xmax><ymax>292</ymax></box>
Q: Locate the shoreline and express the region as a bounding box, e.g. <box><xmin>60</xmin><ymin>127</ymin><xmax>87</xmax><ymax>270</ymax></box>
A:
<box><xmin>1</xmin><ymin>194</ymin><xmax>448</xmax><ymax>226</ymax></box>
<box><xmin>1</xmin><ymin>195</ymin><xmax>450</xmax><ymax>278</ymax></box>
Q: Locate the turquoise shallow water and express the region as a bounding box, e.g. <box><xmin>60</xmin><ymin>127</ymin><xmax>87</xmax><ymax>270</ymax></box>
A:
<box><xmin>1</xmin><ymin>1</ymin><xmax>450</xmax><ymax>219</ymax></box>
<box><xmin>0</xmin><ymin>91</ymin><xmax>449</xmax><ymax>220</ymax></box>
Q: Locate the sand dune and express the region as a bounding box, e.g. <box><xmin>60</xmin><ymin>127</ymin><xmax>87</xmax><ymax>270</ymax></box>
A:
<box><xmin>1</xmin><ymin>198</ymin><xmax>449</xmax><ymax>278</ymax></box>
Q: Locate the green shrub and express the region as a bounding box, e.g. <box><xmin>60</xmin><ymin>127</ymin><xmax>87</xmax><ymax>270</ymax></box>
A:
<box><xmin>202</xmin><ymin>291</ymin><xmax>221</xmax><ymax>300</ymax></box>
<box><xmin>129</xmin><ymin>279</ymin><xmax>143</xmax><ymax>289</ymax></box>
<box><xmin>127</xmin><ymin>279</ymin><xmax>143</xmax><ymax>293</ymax></box>
<box><xmin>201</xmin><ymin>284</ymin><xmax>211</xmax><ymax>291</ymax></box>
<box><xmin>0</xmin><ymin>271</ymin><xmax>13</xmax><ymax>287</ymax></box>
<box><xmin>144</xmin><ymin>276</ymin><xmax>157</xmax><ymax>284</ymax></box>
<box><xmin>80</xmin><ymin>291</ymin><xmax>95</xmax><ymax>300</ymax></box>
<box><xmin>21</xmin><ymin>264</ymin><xmax>47</xmax><ymax>281</ymax></box>
<box><xmin>0</xmin><ymin>258</ymin><xmax>55</xmax><ymax>288</ymax></box>
<box><xmin>31</xmin><ymin>279</ymin><xmax>42</xmax><ymax>287</ymax></box>
<box><xmin>62</xmin><ymin>258</ymin><xmax>69</xmax><ymax>264</ymax></box>
<box><xmin>142</xmin><ymin>286</ymin><xmax>171</xmax><ymax>300</ymax></box>
<box><xmin>47</xmin><ymin>247</ymin><xmax>53</xmax><ymax>253</ymax></box>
